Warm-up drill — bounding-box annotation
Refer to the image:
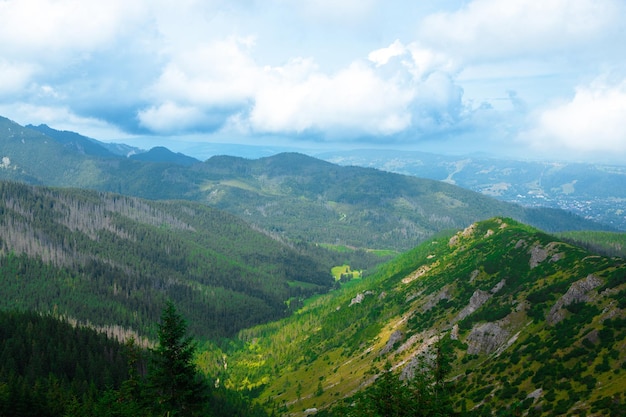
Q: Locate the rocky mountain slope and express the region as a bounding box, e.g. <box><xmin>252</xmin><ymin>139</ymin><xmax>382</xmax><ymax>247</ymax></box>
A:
<box><xmin>215</xmin><ymin>217</ymin><xmax>626</xmax><ymax>416</ymax></box>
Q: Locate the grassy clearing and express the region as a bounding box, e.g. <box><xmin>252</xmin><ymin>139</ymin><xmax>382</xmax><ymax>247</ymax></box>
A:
<box><xmin>331</xmin><ymin>264</ymin><xmax>361</xmax><ymax>281</ymax></box>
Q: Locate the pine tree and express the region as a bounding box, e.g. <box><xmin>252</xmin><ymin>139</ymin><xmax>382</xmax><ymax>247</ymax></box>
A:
<box><xmin>147</xmin><ymin>301</ymin><xmax>207</xmax><ymax>416</ymax></box>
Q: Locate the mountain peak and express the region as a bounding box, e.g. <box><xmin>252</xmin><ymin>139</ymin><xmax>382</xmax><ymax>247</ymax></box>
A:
<box><xmin>129</xmin><ymin>146</ymin><xmax>200</xmax><ymax>166</ymax></box>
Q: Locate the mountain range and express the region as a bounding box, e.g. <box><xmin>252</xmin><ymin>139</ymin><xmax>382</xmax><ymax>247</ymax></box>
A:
<box><xmin>319</xmin><ymin>149</ymin><xmax>626</xmax><ymax>231</ymax></box>
<box><xmin>6</xmin><ymin>116</ymin><xmax>624</xmax><ymax>236</ymax></box>
<box><xmin>0</xmin><ymin>116</ymin><xmax>613</xmax><ymax>253</ymax></box>
<box><xmin>1</xmin><ymin>115</ymin><xmax>626</xmax><ymax>415</ymax></box>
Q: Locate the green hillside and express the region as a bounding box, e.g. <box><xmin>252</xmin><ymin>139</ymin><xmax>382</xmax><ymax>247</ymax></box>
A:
<box><xmin>557</xmin><ymin>230</ymin><xmax>626</xmax><ymax>258</ymax></box>
<box><xmin>0</xmin><ymin>181</ymin><xmax>335</xmax><ymax>340</ymax></box>
<box><xmin>213</xmin><ymin>217</ymin><xmax>626</xmax><ymax>416</ymax></box>
<box><xmin>192</xmin><ymin>153</ymin><xmax>606</xmax><ymax>251</ymax></box>
<box><xmin>1</xmin><ymin>117</ymin><xmax>609</xmax><ymax>253</ymax></box>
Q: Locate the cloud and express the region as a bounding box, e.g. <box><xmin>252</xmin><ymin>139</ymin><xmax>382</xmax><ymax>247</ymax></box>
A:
<box><xmin>521</xmin><ymin>77</ymin><xmax>626</xmax><ymax>154</ymax></box>
<box><xmin>248</xmin><ymin>42</ymin><xmax>464</xmax><ymax>140</ymax></box>
<box><xmin>145</xmin><ymin>37</ymin><xmax>260</xmax><ymax>107</ymax></box>
<box><xmin>137</xmin><ymin>37</ymin><xmax>261</xmax><ymax>133</ymax></box>
<box><xmin>368</xmin><ymin>40</ymin><xmax>406</xmax><ymax>67</ymax></box>
<box><xmin>137</xmin><ymin>102</ymin><xmax>207</xmax><ymax>133</ymax></box>
<box><xmin>418</xmin><ymin>0</ymin><xmax>624</xmax><ymax>62</ymax></box>
<box><xmin>249</xmin><ymin>60</ymin><xmax>414</xmax><ymax>137</ymax></box>
<box><xmin>0</xmin><ymin>0</ymin><xmax>147</xmax><ymax>57</ymax></box>
<box><xmin>0</xmin><ymin>102</ymin><xmax>128</xmax><ymax>139</ymax></box>
<box><xmin>138</xmin><ymin>36</ymin><xmax>466</xmax><ymax>140</ymax></box>
<box><xmin>0</xmin><ymin>61</ymin><xmax>36</xmax><ymax>95</ymax></box>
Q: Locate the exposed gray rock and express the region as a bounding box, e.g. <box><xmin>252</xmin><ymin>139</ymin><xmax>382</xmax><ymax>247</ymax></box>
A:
<box><xmin>529</xmin><ymin>242</ymin><xmax>564</xmax><ymax>269</ymax></box>
<box><xmin>448</xmin><ymin>223</ymin><xmax>476</xmax><ymax>247</ymax></box>
<box><xmin>422</xmin><ymin>287</ymin><xmax>452</xmax><ymax>311</ymax></box>
<box><xmin>450</xmin><ymin>324</ymin><xmax>460</xmax><ymax>340</ymax></box>
<box><xmin>491</xmin><ymin>279</ymin><xmax>506</xmax><ymax>294</ymax></box>
<box><xmin>469</xmin><ymin>269</ymin><xmax>480</xmax><ymax>283</ymax></box>
<box><xmin>546</xmin><ymin>274</ymin><xmax>603</xmax><ymax>325</ymax></box>
<box><xmin>527</xmin><ymin>388</ymin><xmax>543</xmax><ymax>400</ymax></box>
<box><xmin>529</xmin><ymin>245</ymin><xmax>548</xmax><ymax>269</ymax></box>
<box><xmin>466</xmin><ymin>321</ymin><xmax>510</xmax><ymax>355</ymax></box>
<box><xmin>380</xmin><ymin>330</ymin><xmax>404</xmax><ymax>355</ymax></box>
<box><xmin>349</xmin><ymin>290</ymin><xmax>375</xmax><ymax>306</ymax></box>
<box><xmin>455</xmin><ymin>289</ymin><xmax>491</xmax><ymax>322</ymax></box>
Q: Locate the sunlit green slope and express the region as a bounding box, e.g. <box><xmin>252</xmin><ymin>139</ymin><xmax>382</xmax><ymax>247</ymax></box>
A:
<box><xmin>213</xmin><ymin>217</ymin><xmax>626</xmax><ymax>416</ymax></box>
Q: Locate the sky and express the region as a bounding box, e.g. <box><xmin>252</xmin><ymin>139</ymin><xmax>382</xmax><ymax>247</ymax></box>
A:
<box><xmin>1</xmin><ymin>0</ymin><xmax>626</xmax><ymax>162</ymax></box>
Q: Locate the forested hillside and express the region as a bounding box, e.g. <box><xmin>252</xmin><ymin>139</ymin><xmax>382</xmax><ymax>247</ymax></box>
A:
<box><xmin>0</xmin><ymin>308</ymin><xmax>269</xmax><ymax>417</ymax></box>
<box><xmin>0</xmin><ymin>181</ymin><xmax>336</xmax><ymax>340</ymax></box>
<box><xmin>0</xmin><ymin>310</ymin><xmax>129</xmax><ymax>416</ymax></box>
<box><xmin>0</xmin><ymin>117</ymin><xmax>610</xmax><ymax>253</ymax></box>
<box><xmin>193</xmin><ymin>153</ymin><xmax>607</xmax><ymax>251</ymax></box>
<box><xmin>557</xmin><ymin>230</ymin><xmax>626</xmax><ymax>258</ymax></box>
<box><xmin>212</xmin><ymin>217</ymin><xmax>626</xmax><ymax>416</ymax></box>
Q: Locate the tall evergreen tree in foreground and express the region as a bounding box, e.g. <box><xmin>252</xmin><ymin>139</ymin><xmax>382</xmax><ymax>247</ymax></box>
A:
<box><xmin>147</xmin><ymin>301</ymin><xmax>207</xmax><ymax>416</ymax></box>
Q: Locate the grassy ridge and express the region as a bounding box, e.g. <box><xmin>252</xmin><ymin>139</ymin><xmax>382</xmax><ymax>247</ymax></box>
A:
<box><xmin>207</xmin><ymin>218</ymin><xmax>626</xmax><ymax>416</ymax></box>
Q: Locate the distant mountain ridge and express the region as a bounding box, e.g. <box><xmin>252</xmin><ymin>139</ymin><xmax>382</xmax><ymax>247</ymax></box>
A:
<box><xmin>26</xmin><ymin>123</ymin><xmax>121</xmax><ymax>158</ymax></box>
<box><xmin>0</xmin><ymin>116</ymin><xmax>614</xmax><ymax>252</ymax></box>
<box><xmin>129</xmin><ymin>145</ymin><xmax>200</xmax><ymax>166</ymax></box>
<box><xmin>193</xmin><ymin>153</ymin><xmax>609</xmax><ymax>250</ymax></box>
<box><xmin>319</xmin><ymin>148</ymin><xmax>626</xmax><ymax>231</ymax></box>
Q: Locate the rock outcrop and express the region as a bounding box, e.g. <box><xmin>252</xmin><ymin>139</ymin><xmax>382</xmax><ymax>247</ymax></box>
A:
<box><xmin>547</xmin><ymin>274</ymin><xmax>603</xmax><ymax>324</ymax></box>
<box><xmin>466</xmin><ymin>321</ymin><xmax>510</xmax><ymax>355</ymax></box>
<box><xmin>380</xmin><ymin>330</ymin><xmax>404</xmax><ymax>355</ymax></box>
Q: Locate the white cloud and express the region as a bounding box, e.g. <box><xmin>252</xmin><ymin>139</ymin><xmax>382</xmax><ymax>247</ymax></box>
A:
<box><xmin>369</xmin><ymin>40</ymin><xmax>406</xmax><ymax>67</ymax></box>
<box><xmin>419</xmin><ymin>0</ymin><xmax>624</xmax><ymax>61</ymax></box>
<box><xmin>138</xmin><ymin>35</ymin><xmax>466</xmax><ymax>139</ymax></box>
<box><xmin>137</xmin><ymin>102</ymin><xmax>208</xmax><ymax>134</ymax></box>
<box><xmin>522</xmin><ymin>77</ymin><xmax>626</xmax><ymax>153</ymax></box>
<box><xmin>0</xmin><ymin>0</ymin><xmax>147</xmax><ymax>56</ymax></box>
<box><xmin>0</xmin><ymin>103</ymin><xmax>127</xmax><ymax>138</ymax></box>
<box><xmin>137</xmin><ymin>37</ymin><xmax>263</xmax><ymax>132</ymax></box>
<box><xmin>250</xmin><ymin>60</ymin><xmax>415</xmax><ymax>136</ymax></box>
<box><xmin>146</xmin><ymin>37</ymin><xmax>261</xmax><ymax>107</ymax></box>
<box><xmin>0</xmin><ymin>61</ymin><xmax>37</xmax><ymax>95</ymax></box>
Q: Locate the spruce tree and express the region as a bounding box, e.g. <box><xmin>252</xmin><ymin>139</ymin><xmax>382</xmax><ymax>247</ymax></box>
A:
<box><xmin>147</xmin><ymin>301</ymin><xmax>207</xmax><ymax>416</ymax></box>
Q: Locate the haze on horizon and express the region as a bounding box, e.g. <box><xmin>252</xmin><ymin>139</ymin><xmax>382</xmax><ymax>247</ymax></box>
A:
<box><xmin>1</xmin><ymin>0</ymin><xmax>626</xmax><ymax>163</ymax></box>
